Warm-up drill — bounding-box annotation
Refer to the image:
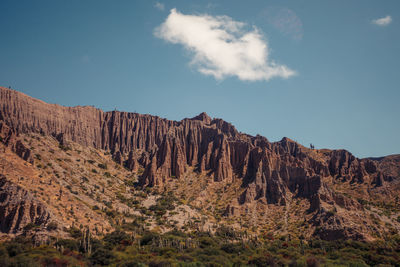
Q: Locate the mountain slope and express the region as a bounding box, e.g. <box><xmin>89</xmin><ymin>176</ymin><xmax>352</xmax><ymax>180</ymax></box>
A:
<box><xmin>0</xmin><ymin>86</ymin><xmax>399</xmax><ymax>242</ymax></box>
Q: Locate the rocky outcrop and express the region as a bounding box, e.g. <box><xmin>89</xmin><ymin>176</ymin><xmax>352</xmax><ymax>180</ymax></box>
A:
<box><xmin>311</xmin><ymin>207</ymin><xmax>365</xmax><ymax>241</ymax></box>
<box><xmin>0</xmin><ymin>121</ymin><xmax>15</xmax><ymax>145</ymax></box>
<box><xmin>124</xmin><ymin>151</ymin><xmax>137</xmax><ymax>172</ymax></box>
<box><xmin>0</xmin><ymin>121</ymin><xmax>34</xmax><ymax>163</ymax></box>
<box><xmin>0</xmin><ymin>87</ymin><xmax>398</xmax><ymax>233</ymax></box>
<box><xmin>369</xmin><ymin>155</ymin><xmax>400</xmax><ymax>184</ymax></box>
<box><xmin>13</xmin><ymin>140</ymin><xmax>34</xmax><ymax>164</ymax></box>
<box><xmin>113</xmin><ymin>150</ymin><xmax>123</xmax><ymax>165</ymax></box>
<box><xmin>0</xmin><ymin>175</ymin><xmax>52</xmax><ymax>234</ymax></box>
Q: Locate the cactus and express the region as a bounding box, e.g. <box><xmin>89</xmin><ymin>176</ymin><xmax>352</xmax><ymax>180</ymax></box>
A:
<box><xmin>81</xmin><ymin>227</ymin><xmax>92</xmax><ymax>255</ymax></box>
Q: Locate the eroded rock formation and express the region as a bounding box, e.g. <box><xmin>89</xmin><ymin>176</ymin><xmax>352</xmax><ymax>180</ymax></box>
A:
<box><xmin>0</xmin><ymin>86</ymin><xmax>398</xmax><ymax>240</ymax></box>
<box><xmin>0</xmin><ymin>175</ymin><xmax>52</xmax><ymax>234</ymax></box>
<box><xmin>0</xmin><ymin>87</ymin><xmax>392</xmax><ymax>195</ymax></box>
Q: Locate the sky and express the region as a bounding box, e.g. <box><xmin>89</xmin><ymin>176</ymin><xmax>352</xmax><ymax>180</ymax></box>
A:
<box><xmin>0</xmin><ymin>0</ymin><xmax>399</xmax><ymax>158</ymax></box>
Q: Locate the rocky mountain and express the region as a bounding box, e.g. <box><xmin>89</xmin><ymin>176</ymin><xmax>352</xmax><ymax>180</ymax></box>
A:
<box><xmin>0</xmin><ymin>86</ymin><xmax>399</xmax><ymax>242</ymax></box>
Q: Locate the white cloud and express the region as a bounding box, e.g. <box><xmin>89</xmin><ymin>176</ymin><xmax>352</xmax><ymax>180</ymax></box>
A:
<box><xmin>81</xmin><ymin>55</ymin><xmax>90</xmax><ymax>63</ymax></box>
<box><xmin>154</xmin><ymin>2</ymin><xmax>164</xmax><ymax>11</ymax></box>
<box><xmin>372</xmin><ymin>15</ymin><xmax>392</xmax><ymax>26</ymax></box>
<box><xmin>206</xmin><ymin>3</ymin><xmax>218</xmax><ymax>10</ymax></box>
<box><xmin>154</xmin><ymin>9</ymin><xmax>295</xmax><ymax>82</ymax></box>
<box><xmin>261</xmin><ymin>7</ymin><xmax>303</xmax><ymax>41</ymax></box>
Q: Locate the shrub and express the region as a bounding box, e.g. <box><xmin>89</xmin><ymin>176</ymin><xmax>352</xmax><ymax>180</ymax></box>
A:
<box><xmin>47</xmin><ymin>221</ymin><xmax>58</xmax><ymax>231</ymax></box>
<box><xmin>68</xmin><ymin>227</ymin><xmax>82</xmax><ymax>239</ymax></box>
<box><xmin>105</xmin><ymin>209</ymin><xmax>118</xmax><ymax>218</ymax></box>
<box><xmin>90</xmin><ymin>247</ymin><xmax>114</xmax><ymax>265</ymax></box>
<box><xmin>0</xmin><ymin>247</ymin><xmax>10</xmax><ymax>266</ymax></box>
<box><xmin>120</xmin><ymin>261</ymin><xmax>147</xmax><ymax>267</ymax></box>
<box><xmin>148</xmin><ymin>260</ymin><xmax>173</xmax><ymax>267</ymax></box>
<box><xmin>13</xmin><ymin>255</ymin><xmax>40</xmax><ymax>267</ymax></box>
<box><xmin>98</xmin><ymin>163</ymin><xmax>108</xmax><ymax>169</ymax></box>
<box><xmin>248</xmin><ymin>255</ymin><xmax>276</xmax><ymax>267</ymax></box>
<box><xmin>306</xmin><ymin>257</ymin><xmax>320</xmax><ymax>267</ymax></box>
<box><xmin>43</xmin><ymin>257</ymin><xmax>70</xmax><ymax>267</ymax></box>
<box><xmin>59</xmin><ymin>144</ymin><xmax>70</xmax><ymax>151</ymax></box>
<box><xmin>198</xmin><ymin>236</ymin><xmax>217</xmax><ymax>248</ymax></box>
<box><xmin>215</xmin><ymin>226</ymin><xmax>236</xmax><ymax>239</ymax></box>
<box><xmin>23</xmin><ymin>223</ymin><xmax>39</xmax><ymax>231</ymax></box>
<box><xmin>104</xmin><ymin>230</ymin><xmax>130</xmax><ymax>246</ymax></box>
<box><xmin>149</xmin><ymin>204</ymin><xmax>167</xmax><ymax>216</ymax></box>
<box><xmin>6</xmin><ymin>243</ymin><xmax>24</xmax><ymax>257</ymax></box>
<box><xmin>220</xmin><ymin>243</ymin><xmax>243</xmax><ymax>254</ymax></box>
<box><xmin>140</xmin><ymin>232</ymin><xmax>158</xmax><ymax>246</ymax></box>
<box><xmin>55</xmin><ymin>239</ymin><xmax>79</xmax><ymax>251</ymax></box>
<box><xmin>103</xmin><ymin>200</ymin><xmax>113</xmax><ymax>208</ymax></box>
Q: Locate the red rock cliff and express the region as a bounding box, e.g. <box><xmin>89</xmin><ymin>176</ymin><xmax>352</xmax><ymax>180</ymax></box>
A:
<box><xmin>0</xmin><ymin>87</ymin><xmax>393</xmax><ymax>211</ymax></box>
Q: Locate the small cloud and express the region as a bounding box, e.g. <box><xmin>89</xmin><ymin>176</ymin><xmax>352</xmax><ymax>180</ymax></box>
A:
<box><xmin>154</xmin><ymin>2</ymin><xmax>165</xmax><ymax>11</ymax></box>
<box><xmin>154</xmin><ymin>9</ymin><xmax>295</xmax><ymax>82</ymax></box>
<box><xmin>261</xmin><ymin>7</ymin><xmax>304</xmax><ymax>41</ymax></box>
<box><xmin>206</xmin><ymin>3</ymin><xmax>218</xmax><ymax>9</ymax></box>
<box><xmin>81</xmin><ymin>55</ymin><xmax>90</xmax><ymax>63</ymax></box>
<box><xmin>372</xmin><ymin>15</ymin><xmax>392</xmax><ymax>26</ymax></box>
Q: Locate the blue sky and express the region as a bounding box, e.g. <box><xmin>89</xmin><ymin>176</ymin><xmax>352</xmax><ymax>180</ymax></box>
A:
<box><xmin>0</xmin><ymin>0</ymin><xmax>399</xmax><ymax>158</ymax></box>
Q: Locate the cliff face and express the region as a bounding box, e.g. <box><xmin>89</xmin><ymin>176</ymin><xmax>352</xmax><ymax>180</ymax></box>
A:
<box><xmin>0</xmin><ymin>87</ymin><xmax>391</xmax><ymax>196</ymax></box>
<box><xmin>0</xmin><ymin>87</ymin><xmax>398</xmax><ymax>240</ymax></box>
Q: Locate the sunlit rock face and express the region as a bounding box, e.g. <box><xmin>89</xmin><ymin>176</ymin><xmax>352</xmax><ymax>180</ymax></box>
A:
<box><xmin>1</xmin><ymin>86</ymin><xmax>398</xmax><ymax>240</ymax></box>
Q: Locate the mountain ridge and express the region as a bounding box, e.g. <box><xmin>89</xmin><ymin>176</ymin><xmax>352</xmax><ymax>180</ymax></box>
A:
<box><xmin>0</xmin><ymin>86</ymin><xmax>399</xmax><ymax>242</ymax></box>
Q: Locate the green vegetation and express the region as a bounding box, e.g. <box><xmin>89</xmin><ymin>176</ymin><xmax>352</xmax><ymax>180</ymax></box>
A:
<box><xmin>98</xmin><ymin>163</ymin><xmax>108</xmax><ymax>170</ymax></box>
<box><xmin>46</xmin><ymin>222</ymin><xmax>58</xmax><ymax>231</ymax></box>
<box><xmin>149</xmin><ymin>191</ymin><xmax>178</xmax><ymax>217</ymax></box>
<box><xmin>1</xmin><ymin>228</ymin><xmax>400</xmax><ymax>266</ymax></box>
<box><xmin>23</xmin><ymin>223</ymin><xmax>40</xmax><ymax>231</ymax></box>
<box><xmin>0</xmin><ymin>236</ymin><xmax>83</xmax><ymax>267</ymax></box>
<box><xmin>58</xmin><ymin>144</ymin><xmax>71</xmax><ymax>151</ymax></box>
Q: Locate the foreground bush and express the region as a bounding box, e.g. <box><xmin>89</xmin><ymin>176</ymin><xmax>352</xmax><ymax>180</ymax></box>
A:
<box><xmin>1</xmin><ymin>231</ymin><xmax>399</xmax><ymax>266</ymax></box>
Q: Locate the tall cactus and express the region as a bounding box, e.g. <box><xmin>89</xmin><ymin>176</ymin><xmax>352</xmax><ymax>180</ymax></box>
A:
<box><xmin>81</xmin><ymin>227</ymin><xmax>92</xmax><ymax>255</ymax></box>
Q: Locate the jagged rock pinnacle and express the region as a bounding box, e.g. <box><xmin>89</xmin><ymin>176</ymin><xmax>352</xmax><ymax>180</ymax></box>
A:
<box><xmin>191</xmin><ymin>112</ymin><xmax>212</xmax><ymax>124</ymax></box>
